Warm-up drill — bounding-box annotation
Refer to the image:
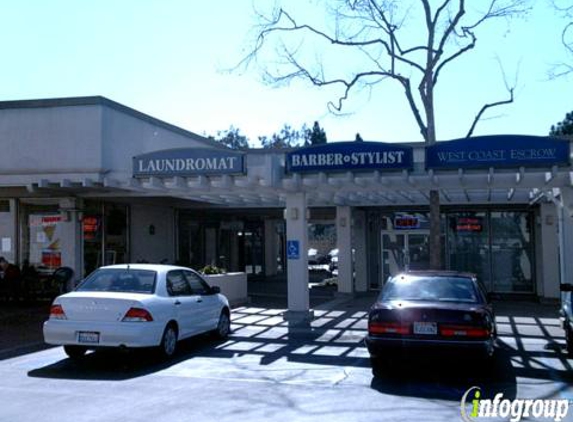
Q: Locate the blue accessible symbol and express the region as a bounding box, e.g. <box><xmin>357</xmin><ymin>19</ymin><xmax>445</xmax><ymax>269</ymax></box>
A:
<box><xmin>287</xmin><ymin>240</ymin><xmax>300</xmax><ymax>260</ymax></box>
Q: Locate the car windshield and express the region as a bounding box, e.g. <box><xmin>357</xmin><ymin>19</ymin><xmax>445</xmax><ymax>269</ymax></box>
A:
<box><xmin>76</xmin><ymin>268</ymin><xmax>157</xmax><ymax>294</ymax></box>
<box><xmin>380</xmin><ymin>275</ymin><xmax>479</xmax><ymax>303</ymax></box>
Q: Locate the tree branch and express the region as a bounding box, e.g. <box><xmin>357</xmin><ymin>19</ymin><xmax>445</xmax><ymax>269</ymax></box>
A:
<box><xmin>466</xmin><ymin>89</ymin><xmax>514</xmax><ymax>137</ymax></box>
<box><xmin>432</xmin><ymin>0</ymin><xmax>465</xmax><ymax>67</ymax></box>
<box><xmin>239</xmin><ymin>0</ymin><xmax>528</xmax><ymax>144</ymax></box>
<box><xmin>563</xmin><ymin>21</ymin><xmax>573</xmax><ymax>56</ymax></box>
<box><xmin>433</xmin><ymin>30</ymin><xmax>476</xmax><ymax>85</ymax></box>
<box><xmin>399</xmin><ymin>76</ymin><xmax>428</xmax><ymax>140</ymax></box>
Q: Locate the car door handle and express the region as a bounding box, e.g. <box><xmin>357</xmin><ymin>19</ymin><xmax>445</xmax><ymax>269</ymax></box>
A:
<box><xmin>174</xmin><ymin>300</ymin><xmax>181</xmax><ymax>306</ymax></box>
<box><xmin>196</xmin><ymin>298</ymin><xmax>203</xmax><ymax>303</ymax></box>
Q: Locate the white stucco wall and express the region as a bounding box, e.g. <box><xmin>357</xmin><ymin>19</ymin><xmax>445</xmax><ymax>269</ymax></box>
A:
<box><xmin>0</xmin><ymin>104</ymin><xmax>103</xmax><ymax>185</ymax></box>
<box><xmin>0</xmin><ymin>98</ymin><xmax>223</xmax><ymax>186</ymax></box>
<box><xmin>101</xmin><ymin>105</ymin><xmax>223</xmax><ymax>180</ymax></box>
<box><xmin>130</xmin><ymin>204</ymin><xmax>175</xmax><ymax>264</ymax></box>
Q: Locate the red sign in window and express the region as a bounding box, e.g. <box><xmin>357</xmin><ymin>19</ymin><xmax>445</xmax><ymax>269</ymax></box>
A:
<box><xmin>42</xmin><ymin>250</ymin><xmax>61</xmax><ymax>268</ymax></box>
<box><xmin>83</xmin><ymin>216</ymin><xmax>100</xmax><ymax>240</ymax></box>
<box><xmin>455</xmin><ymin>217</ymin><xmax>483</xmax><ymax>232</ymax></box>
<box><xmin>394</xmin><ymin>216</ymin><xmax>420</xmax><ymax>230</ymax></box>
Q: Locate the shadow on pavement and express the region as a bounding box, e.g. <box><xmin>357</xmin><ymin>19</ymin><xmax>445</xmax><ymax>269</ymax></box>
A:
<box><xmin>370</xmin><ymin>348</ymin><xmax>517</xmax><ymax>401</ymax></box>
<box><xmin>27</xmin><ymin>333</ymin><xmax>226</xmax><ymax>381</ymax></box>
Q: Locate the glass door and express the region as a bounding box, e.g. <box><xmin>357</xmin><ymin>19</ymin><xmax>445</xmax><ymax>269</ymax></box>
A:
<box><xmin>490</xmin><ymin>211</ymin><xmax>534</xmax><ymax>293</ymax></box>
<box><xmin>381</xmin><ymin>231</ymin><xmax>430</xmax><ymax>284</ymax></box>
<box><xmin>381</xmin><ymin>233</ymin><xmax>406</xmax><ymax>283</ymax></box>
<box><xmin>243</xmin><ymin>221</ymin><xmax>264</xmax><ymax>276</ymax></box>
<box><xmin>407</xmin><ymin>234</ymin><xmax>430</xmax><ymax>270</ymax></box>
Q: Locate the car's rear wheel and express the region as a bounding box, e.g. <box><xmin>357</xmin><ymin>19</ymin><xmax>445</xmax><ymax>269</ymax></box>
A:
<box><xmin>63</xmin><ymin>345</ymin><xmax>87</xmax><ymax>360</ymax></box>
<box><xmin>370</xmin><ymin>356</ymin><xmax>382</xmax><ymax>377</ymax></box>
<box><xmin>370</xmin><ymin>356</ymin><xmax>393</xmax><ymax>378</ymax></box>
<box><xmin>158</xmin><ymin>324</ymin><xmax>178</xmax><ymax>359</ymax></box>
<box><xmin>215</xmin><ymin>310</ymin><xmax>231</xmax><ymax>339</ymax></box>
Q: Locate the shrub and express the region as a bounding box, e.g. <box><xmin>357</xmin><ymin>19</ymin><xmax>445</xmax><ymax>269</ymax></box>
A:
<box><xmin>200</xmin><ymin>265</ymin><xmax>225</xmax><ymax>275</ymax></box>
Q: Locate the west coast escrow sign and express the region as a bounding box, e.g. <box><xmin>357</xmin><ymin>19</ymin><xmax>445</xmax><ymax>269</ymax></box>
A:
<box><xmin>133</xmin><ymin>148</ymin><xmax>245</xmax><ymax>177</ymax></box>
<box><xmin>287</xmin><ymin>141</ymin><xmax>413</xmax><ymax>173</ymax></box>
<box><xmin>426</xmin><ymin>135</ymin><xmax>571</xmax><ymax>169</ymax></box>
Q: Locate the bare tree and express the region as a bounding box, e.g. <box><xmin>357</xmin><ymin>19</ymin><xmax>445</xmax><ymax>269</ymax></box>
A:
<box><xmin>551</xmin><ymin>0</ymin><xmax>573</xmax><ymax>78</ymax></box>
<box><xmin>241</xmin><ymin>0</ymin><xmax>529</xmax><ymax>269</ymax></box>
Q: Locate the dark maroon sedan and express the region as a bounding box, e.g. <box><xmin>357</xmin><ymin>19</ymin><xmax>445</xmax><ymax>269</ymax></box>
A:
<box><xmin>365</xmin><ymin>271</ymin><xmax>496</xmax><ymax>373</ymax></box>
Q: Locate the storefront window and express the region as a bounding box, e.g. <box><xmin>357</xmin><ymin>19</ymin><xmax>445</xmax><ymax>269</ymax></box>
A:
<box><xmin>104</xmin><ymin>205</ymin><xmax>128</xmax><ymax>265</ymax></box>
<box><xmin>177</xmin><ymin>220</ymin><xmax>204</xmax><ymax>270</ymax></box>
<box><xmin>19</xmin><ymin>201</ymin><xmax>62</xmax><ymax>275</ymax></box>
<box><xmin>447</xmin><ymin>212</ymin><xmax>491</xmax><ymax>288</ymax></box>
<box><xmin>83</xmin><ymin>201</ymin><xmax>129</xmax><ymax>276</ymax></box>
<box><xmin>445</xmin><ymin>210</ymin><xmax>534</xmax><ymax>293</ymax></box>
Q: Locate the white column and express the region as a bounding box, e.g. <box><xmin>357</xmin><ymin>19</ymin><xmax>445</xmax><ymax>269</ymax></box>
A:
<box><xmin>264</xmin><ymin>219</ymin><xmax>278</xmax><ymax>276</ymax></box>
<box><xmin>353</xmin><ymin>209</ymin><xmax>368</xmax><ymax>293</ymax></box>
<box><xmin>284</xmin><ymin>192</ymin><xmax>313</xmax><ymax>323</ymax></box>
<box><xmin>336</xmin><ymin>206</ymin><xmax>353</xmax><ymax>294</ymax></box>
<box><xmin>538</xmin><ymin>203</ymin><xmax>559</xmax><ymax>299</ymax></box>
<box><xmin>559</xmin><ymin>187</ymin><xmax>573</xmax><ymax>298</ymax></box>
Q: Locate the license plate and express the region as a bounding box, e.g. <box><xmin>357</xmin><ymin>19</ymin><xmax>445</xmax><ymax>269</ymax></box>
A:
<box><xmin>413</xmin><ymin>322</ymin><xmax>437</xmax><ymax>335</ymax></box>
<box><xmin>78</xmin><ymin>331</ymin><xmax>100</xmax><ymax>344</ymax></box>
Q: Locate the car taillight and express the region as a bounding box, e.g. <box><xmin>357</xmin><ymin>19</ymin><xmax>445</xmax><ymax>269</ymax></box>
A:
<box><xmin>49</xmin><ymin>304</ymin><xmax>67</xmax><ymax>320</ymax></box>
<box><xmin>439</xmin><ymin>324</ymin><xmax>490</xmax><ymax>338</ymax></box>
<box><xmin>122</xmin><ymin>307</ymin><xmax>153</xmax><ymax>322</ymax></box>
<box><xmin>369</xmin><ymin>321</ymin><xmax>410</xmax><ymax>335</ymax></box>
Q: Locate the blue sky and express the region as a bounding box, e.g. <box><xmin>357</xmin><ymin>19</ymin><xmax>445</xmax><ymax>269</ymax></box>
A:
<box><xmin>1</xmin><ymin>0</ymin><xmax>571</xmax><ymax>146</ymax></box>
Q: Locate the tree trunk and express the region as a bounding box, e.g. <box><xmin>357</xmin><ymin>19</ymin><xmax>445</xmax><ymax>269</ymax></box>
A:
<box><xmin>426</xmin><ymin>92</ymin><xmax>442</xmax><ymax>269</ymax></box>
<box><xmin>429</xmin><ymin>189</ymin><xmax>441</xmax><ymax>269</ymax></box>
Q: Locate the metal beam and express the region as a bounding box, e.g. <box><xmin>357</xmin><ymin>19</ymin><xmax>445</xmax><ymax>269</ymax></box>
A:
<box><xmin>440</xmin><ymin>189</ymin><xmax>451</xmax><ymax>203</ymax></box>
<box><xmin>545</xmin><ymin>165</ymin><xmax>558</xmax><ymax>185</ymax></box>
<box><xmin>516</xmin><ymin>167</ymin><xmax>524</xmax><ymax>184</ymax></box>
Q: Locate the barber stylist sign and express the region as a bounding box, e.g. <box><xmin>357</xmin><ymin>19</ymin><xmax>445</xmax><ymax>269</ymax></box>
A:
<box><xmin>287</xmin><ymin>141</ymin><xmax>413</xmax><ymax>173</ymax></box>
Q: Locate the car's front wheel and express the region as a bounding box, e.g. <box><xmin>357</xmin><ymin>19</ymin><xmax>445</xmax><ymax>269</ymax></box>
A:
<box><xmin>215</xmin><ymin>311</ymin><xmax>231</xmax><ymax>339</ymax></box>
<box><xmin>158</xmin><ymin>324</ymin><xmax>178</xmax><ymax>359</ymax></box>
<box><xmin>63</xmin><ymin>345</ymin><xmax>87</xmax><ymax>360</ymax></box>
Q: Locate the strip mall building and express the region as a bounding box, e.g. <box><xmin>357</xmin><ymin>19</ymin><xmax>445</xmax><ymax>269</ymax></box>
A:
<box><xmin>1</xmin><ymin>96</ymin><xmax>571</xmax><ymax>320</ymax></box>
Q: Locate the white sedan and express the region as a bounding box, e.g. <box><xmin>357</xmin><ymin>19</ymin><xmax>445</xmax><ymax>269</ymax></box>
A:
<box><xmin>43</xmin><ymin>264</ymin><xmax>231</xmax><ymax>360</ymax></box>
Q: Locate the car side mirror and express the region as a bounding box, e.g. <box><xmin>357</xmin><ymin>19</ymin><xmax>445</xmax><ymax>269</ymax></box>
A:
<box><xmin>560</xmin><ymin>283</ymin><xmax>573</xmax><ymax>292</ymax></box>
<box><xmin>210</xmin><ymin>286</ymin><xmax>221</xmax><ymax>295</ymax></box>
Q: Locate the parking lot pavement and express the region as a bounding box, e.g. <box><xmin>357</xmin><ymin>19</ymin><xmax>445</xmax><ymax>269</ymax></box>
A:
<box><xmin>0</xmin><ymin>296</ymin><xmax>572</xmax><ymax>422</ymax></box>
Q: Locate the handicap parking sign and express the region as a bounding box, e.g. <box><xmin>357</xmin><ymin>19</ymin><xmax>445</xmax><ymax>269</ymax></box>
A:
<box><xmin>287</xmin><ymin>240</ymin><xmax>300</xmax><ymax>260</ymax></box>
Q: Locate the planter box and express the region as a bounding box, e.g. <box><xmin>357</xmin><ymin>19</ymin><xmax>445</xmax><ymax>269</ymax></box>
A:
<box><xmin>203</xmin><ymin>272</ymin><xmax>248</xmax><ymax>307</ymax></box>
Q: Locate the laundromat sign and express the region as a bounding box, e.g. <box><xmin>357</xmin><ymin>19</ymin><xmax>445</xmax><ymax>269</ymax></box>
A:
<box><xmin>426</xmin><ymin>135</ymin><xmax>571</xmax><ymax>169</ymax></box>
<box><xmin>287</xmin><ymin>141</ymin><xmax>413</xmax><ymax>173</ymax></box>
<box><xmin>133</xmin><ymin>148</ymin><xmax>245</xmax><ymax>177</ymax></box>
